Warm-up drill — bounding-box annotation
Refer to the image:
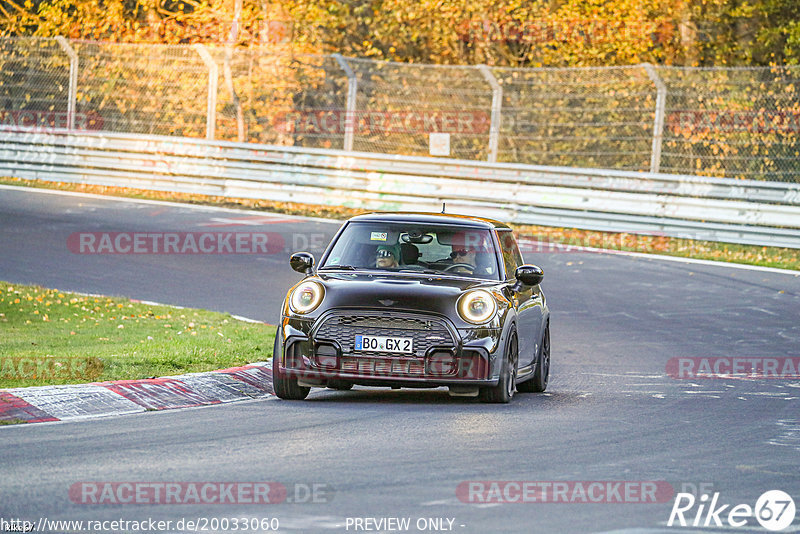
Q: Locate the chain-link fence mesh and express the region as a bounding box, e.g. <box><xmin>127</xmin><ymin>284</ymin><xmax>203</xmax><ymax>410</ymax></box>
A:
<box><xmin>0</xmin><ymin>38</ymin><xmax>71</xmax><ymax>128</ymax></box>
<box><xmin>206</xmin><ymin>47</ymin><xmax>348</xmax><ymax>147</ymax></box>
<box><xmin>658</xmin><ymin>66</ymin><xmax>800</xmax><ymax>181</ymax></box>
<box><xmin>1</xmin><ymin>37</ymin><xmax>799</xmax><ymax>182</ymax></box>
<box><xmin>492</xmin><ymin>65</ymin><xmax>656</xmax><ymax>171</ymax></box>
<box><xmin>347</xmin><ymin>58</ymin><xmax>493</xmax><ymax>160</ymax></box>
<box><xmin>71</xmin><ymin>41</ymin><xmax>208</xmax><ymax>137</ymax></box>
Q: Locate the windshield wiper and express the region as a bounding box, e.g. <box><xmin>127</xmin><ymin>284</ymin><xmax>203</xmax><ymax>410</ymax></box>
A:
<box><xmin>319</xmin><ymin>265</ymin><xmax>357</xmax><ymax>270</ymax></box>
<box><xmin>399</xmin><ymin>268</ymin><xmax>441</xmax><ymax>275</ymax></box>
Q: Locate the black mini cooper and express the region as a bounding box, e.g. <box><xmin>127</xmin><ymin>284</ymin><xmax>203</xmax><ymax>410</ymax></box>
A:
<box><xmin>273</xmin><ymin>212</ymin><xmax>550</xmax><ymax>403</ymax></box>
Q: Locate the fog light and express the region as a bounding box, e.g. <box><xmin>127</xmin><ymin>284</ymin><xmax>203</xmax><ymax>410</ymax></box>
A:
<box><xmin>428</xmin><ymin>352</ymin><xmax>456</xmax><ymax>375</ymax></box>
<box><xmin>315</xmin><ymin>343</ymin><xmax>339</xmax><ymax>368</ymax></box>
<box><xmin>316</xmin><ymin>354</ymin><xmax>338</xmax><ymax>368</ymax></box>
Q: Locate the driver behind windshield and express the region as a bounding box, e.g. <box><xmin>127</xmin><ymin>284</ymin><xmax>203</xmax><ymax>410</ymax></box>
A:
<box><xmin>450</xmin><ymin>246</ymin><xmax>477</xmax><ymax>267</ymax></box>
<box><xmin>375</xmin><ymin>245</ymin><xmax>400</xmax><ymax>269</ymax></box>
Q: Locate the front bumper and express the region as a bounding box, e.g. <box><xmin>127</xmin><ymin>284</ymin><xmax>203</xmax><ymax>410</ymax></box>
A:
<box><xmin>278</xmin><ymin>309</ymin><xmax>501</xmax><ymax>387</ymax></box>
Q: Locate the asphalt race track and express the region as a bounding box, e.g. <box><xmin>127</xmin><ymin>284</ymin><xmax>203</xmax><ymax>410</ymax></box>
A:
<box><xmin>1</xmin><ymin>185</ymin><xmax>799</xmax><ymax>533</ymax></box>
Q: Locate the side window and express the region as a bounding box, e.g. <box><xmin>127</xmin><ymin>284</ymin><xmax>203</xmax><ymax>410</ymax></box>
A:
<box><xmin>497</xmin><ymin>230</ymin><xmax>523</xmax><ymax>280</ymax></box>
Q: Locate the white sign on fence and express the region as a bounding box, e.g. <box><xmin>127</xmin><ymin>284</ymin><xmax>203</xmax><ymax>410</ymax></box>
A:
<box><xmin>429</xmin><ymin>133</ymin><xmax>450</xmax><ymax>156</ymax></box>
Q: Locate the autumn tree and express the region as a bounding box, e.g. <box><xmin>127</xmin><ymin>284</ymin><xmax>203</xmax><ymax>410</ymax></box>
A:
<box><xmin>2</xmin><ymin>0</ymin><xmax>799</xmax><ymax>67</ymax></box>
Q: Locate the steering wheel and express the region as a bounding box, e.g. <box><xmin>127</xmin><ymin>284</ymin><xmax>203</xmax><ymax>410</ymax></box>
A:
<box><xmin>443</xmin><ymin>263</ymin><xmax>475</xmax><ymax>272</ymax></box>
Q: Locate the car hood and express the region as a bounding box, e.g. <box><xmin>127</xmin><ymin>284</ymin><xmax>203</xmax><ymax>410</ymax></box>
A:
<box><xmin>308</xmin><ymin>271</ymin><xmax>497</xmax><ymax>317</ymax></box>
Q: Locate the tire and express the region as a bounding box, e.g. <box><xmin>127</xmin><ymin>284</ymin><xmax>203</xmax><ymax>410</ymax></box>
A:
<box><xmin>480</xmin><ymin>330</ymin><xmax>518</xmax><ymax>404</ymax></box>
<box><xmin>518</xmin><ymin>323</ymin><xmax>550</xmax><ymax>393</ymax></box>
<box><xmin>327</xmin><ymin>379</ymin><xmax>353</xmax><ymax>391</ymax></box>
<box><xmin>271</xmin><ymin>334</ymin><xmax>310</xmax><ymax>400</ymax></box>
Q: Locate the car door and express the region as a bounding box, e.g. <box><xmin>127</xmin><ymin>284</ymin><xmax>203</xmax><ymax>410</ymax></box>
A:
<box><xmin>497</xmin><ymin>230</ymin><xmax>543</xmax><ymax>370</ymax></box>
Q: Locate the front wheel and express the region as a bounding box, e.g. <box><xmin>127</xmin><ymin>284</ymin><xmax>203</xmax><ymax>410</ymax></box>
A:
<box><xmin>271</xmin><ymin>335</ymin><xmax>310</xmax><ymax>400</ymax></box>
<box><xmin>519</xmin><ymin>323</ymin><xmax>549</xmax><ymax>393</ymax></box>
<box><xmin>480</xmin><ymin>331</ymin><xmax>518</xmax><ymax>404</ymax></box>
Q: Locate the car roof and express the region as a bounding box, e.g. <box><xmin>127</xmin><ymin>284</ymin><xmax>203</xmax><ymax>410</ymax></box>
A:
<box><xmin>347</xmin><ymin>212</ymin><xmax>511</xmax><ymax>230</ymax></box>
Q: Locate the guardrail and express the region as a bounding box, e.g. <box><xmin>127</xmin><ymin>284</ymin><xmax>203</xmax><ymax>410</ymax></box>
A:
<box><xmin>1</xmin><ymin>128</ymin><xmax>800</xmax><ymax>249</ymax></box>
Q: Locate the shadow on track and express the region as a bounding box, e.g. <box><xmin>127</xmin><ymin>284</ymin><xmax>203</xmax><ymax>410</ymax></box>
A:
<box><xmin>293</xmin><ymin>387</ymin><xmax>584</xmax><ymax>409</ymax></box>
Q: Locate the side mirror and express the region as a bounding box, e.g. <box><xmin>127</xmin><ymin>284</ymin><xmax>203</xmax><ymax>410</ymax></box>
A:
<box><xmin>290</xmin><ymin>252</ymin><xmax>315</xmax><ymax>274</ymax></box>
<box><xmin>514</xmin><ymin>264</ymin><xmax>544</xmax><ymax>287</ymax></box>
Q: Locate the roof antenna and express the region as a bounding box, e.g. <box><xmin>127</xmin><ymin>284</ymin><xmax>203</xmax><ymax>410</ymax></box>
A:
<box><xmin>441</xmin><ymin>202</ymin><xmax>446</xmax><ymax>214</ymax></box>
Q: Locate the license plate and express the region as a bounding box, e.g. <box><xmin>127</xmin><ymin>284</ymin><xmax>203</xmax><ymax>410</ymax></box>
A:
<box><xmin>354</xmin><ymin>335</ymin><xmax>413</xmax><ymax>353</ymax></box>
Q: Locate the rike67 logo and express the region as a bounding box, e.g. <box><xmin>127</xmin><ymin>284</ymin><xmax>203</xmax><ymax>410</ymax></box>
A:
<box><xmin>668</xmin><ymin>490</ymin><xmax>796</xmax><ymax>531</ymax></box>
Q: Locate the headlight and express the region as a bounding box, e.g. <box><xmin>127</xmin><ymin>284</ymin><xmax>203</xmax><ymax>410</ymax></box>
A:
<box><xmin>457</xmin><ymin>290</ymin><xmax>497</xmax><ymax>325</ymax></box>
<box><xmin>289</xmin><ymin>281</ymin><xmax>324</xmax><ymax>314</ymax></box>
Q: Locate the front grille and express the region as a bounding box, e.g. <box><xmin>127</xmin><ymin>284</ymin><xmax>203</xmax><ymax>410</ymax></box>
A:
<box><xmin>340</xmin><ymin>357</ymin><xmax>426</xmax><ymax>376</ymax></box>
<box><xmin>314</xmin><ymin>310</ymin><xmax>456</xmax><ymax>358</ymax></box>
<box><xmin>334</xmin><ymin>315</ymin><xmax>436</xmax><ymax>330</ymax></box>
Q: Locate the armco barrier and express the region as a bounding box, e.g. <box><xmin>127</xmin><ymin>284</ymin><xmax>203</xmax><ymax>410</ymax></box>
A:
<box><xmin>1</xmin><ymin>128</ymin><xmax>800</xmax><ymax>248</ymax></box>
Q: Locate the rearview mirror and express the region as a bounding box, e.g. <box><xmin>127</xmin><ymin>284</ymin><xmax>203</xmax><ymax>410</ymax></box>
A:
<box><xmin>290</xmin><ymin>252</ymin><xmax>315</xmax><ymax>274</ymax></box>
<box><xmin>514</xmin><ymin>264</ymin><xmax>544</xmax><ymax>287</ymax></box>
<box><xmin>401</xmin><ymin>232</ymin><xmax>434</xmax><ymax>244</ymax></box>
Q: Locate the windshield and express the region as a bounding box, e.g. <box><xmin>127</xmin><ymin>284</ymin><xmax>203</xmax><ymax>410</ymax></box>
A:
<box><xmin>320</xmin><ymin>221</ymin><xmax>500</xmax><ymax>280</ymax></box>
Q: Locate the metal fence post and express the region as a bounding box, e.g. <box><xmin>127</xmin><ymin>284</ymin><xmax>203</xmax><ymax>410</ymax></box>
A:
<box><xmin>642</xmin><ymin>63</ymin><xmax>667</xmax><ymax>174</ymax></box>
<box><xmin>55</xmin><ymin>36</ymin><xmax>78</xmax><ymax>131</ymax></box>
<box><xmin>477</xmin><ymin>65</ymin><xmax>502</xmax><ymax>163</ymax></box>
<box><xmin>193</xmin><ymin>44</ymin><xmax>218</xmax><ymax>141</ymax></box>
<box><xmin>333</xmin><ymin>53</ymin><xmax>357</xmax><ymax>152</ymax></box>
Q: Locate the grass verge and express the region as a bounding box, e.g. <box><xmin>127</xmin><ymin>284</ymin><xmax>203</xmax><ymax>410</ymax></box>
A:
<box><xmin>0</xmin><ymin>419</ymin><xmax>26</xmax><ymax>425</ymax></box>
<box><xmin>0</xmin><ymin>281</ymin><xmax>276</xmax><ymax>388</ymax></box>
<box><xmin>511</xmin><ymin>224</ymin><xmax>800</xmax><ymax>272</ymax></box>
<box><xmin>1</xmin><ymin>176</ymin><xmax>798</xmax><ymax>272</ymax></box>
